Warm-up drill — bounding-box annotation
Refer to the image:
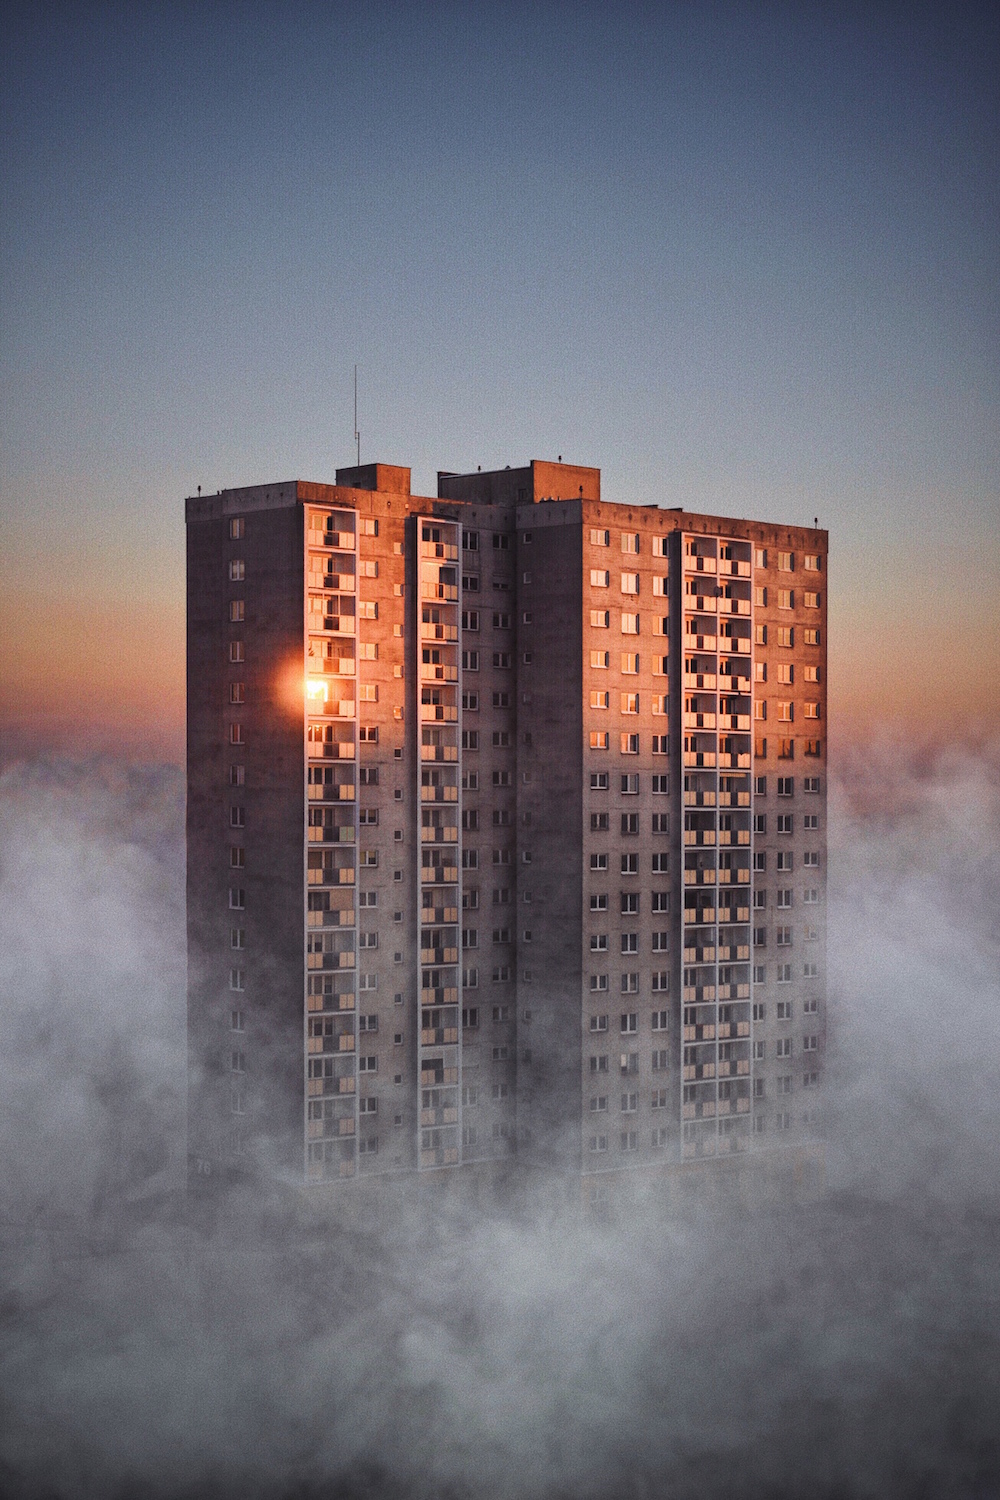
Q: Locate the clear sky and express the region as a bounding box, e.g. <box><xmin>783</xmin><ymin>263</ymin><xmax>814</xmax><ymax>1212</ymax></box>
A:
<box><xmin>2</xmin><ymin>1</ymin><xmax>997</xmax><ymax>762</ymax></box>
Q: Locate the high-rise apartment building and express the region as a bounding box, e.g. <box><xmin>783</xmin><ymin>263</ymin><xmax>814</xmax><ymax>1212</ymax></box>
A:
<box><xmin>187</xmin><ymin>461</ymin><xmax>827</xmax><ymax>1198</ymax></box>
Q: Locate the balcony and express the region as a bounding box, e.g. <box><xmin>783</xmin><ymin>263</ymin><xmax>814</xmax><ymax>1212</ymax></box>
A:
<box><xmin>421</xmin><ymin>623</ymin><xmax>458</xmax><ymax>643</ymax></box>
<box><xmin>683</xmin><ymin>830</ymin><xmax>716</xmax><ymax>846</ymax></box>
<box><xmin>308</xmin><ymin>782</ymin><xmax>355</xmax><ymax>802</ymax></box>
<box><xmin>420</xmin><ymin>947</ymin><xmax>459</xmax><ymax>965</ymax></box>
<box><xmin>420</xmin><ymin>542</ymin><xmax>459</xmax><ymax>561</ymax></box>
<box><xmin>308</xmin><ymin>529</ymin><xmax>355</xmax><ymax>551</ymax></box>
<box><xmin>718</xmin><ymin>791</ymin><xmax>751</xmax><ymax>808</ymax></box>
<box><xmin>420</xmin><ymin>1107</ymin><xmax>459</xmax><ymax>1127</ymax></box>
<box><xmin>421</xmin><ymin>905</ymin><xmax>459</xmax><ymax>924</ymax></box>
<box><xmin>683</xmin><ymin>712</ymin><xmax>717</xmax><ymax>730</ymax></box>
<box><xmin>685</xmin><ymin>596</ymin><xmax>718</xmax><ymax>614</ymax></box>
<box><xmin>684</xmin><ymin>556</ymin><xmax>717</xmax><ymax>575</ymax></box>
<box><xmin>683</xmin><ymin>752</ymin><xmax>717</xmax><ymax>769</ymax></box>
<box><xmin>684</xmin><ymin>906</ymin><xmax>716</xmax><ymax>925</ymax></box>
<box><xmin>683</xmin><ymin>947</ymin><xmax>716</xmax><ymax>964</ymax></box>
<box><xmin>683</xmin><ymin>1024</ymin><xmax>716</xmax><ymax>1041</ymax></box>
<box><xmin>684</xmin><ymin>985</ymin><xmax>717</xmax><ymax>1003</ymax></box>
<box><xmin>422</xmin><ymin>582</ymin><xmax>459</xmax><ymax>603</ymax></box>
<box><xmin>682</xmin><ymin>1062</ymin><xmax>717</xmax><ymax>1081</ymax></box>
<box><xmin>420</xmin><ymin>1148</ymin><xmax>460</xmax><ymax>1168</ymax></box>
<box><xmin>421</xmin><ymin>1025</ymin><xmax>460</xmax><ymax>1045</ymax></box>
<box><xmin>421</xmin><ymin>705</ymin><xmax>458</xmax><ymax>723</ymax></box>
<box><xmin>684</xmin><ymin>673</ymin><xmax>717</xmax><ymax>690</ymax></box>
<box><xmin>684</xmin><ymin>868</ymin><xmax>716</xmax><ymax>886</ymax></box>
<box><xmin>308</xmin><ymin>824</ymin><xmax>355</xmax><ymax>844</ymax></box>
<box><xmin>421</xmin><ymin>1066</ymin><xmax>459</xmax><ymax>1086</ymax></box>
<box><xmin>684</xmin><ymin>791</ymin><xmax>717</xmax><ymax>807</ymax></box>
<box><xmin>421</xmin><ymin>826</ymin><xmax>458</xmax><ymax>844</ymax></box>
<box><xmin>421</xmin><ymin>785</ymin><xmax>458</xmax><ymax>802</ymax></box>
<box><xmin>421</xmin><ymin>744</ymin><xmax>459</xmax><ymax>762</ymax></box>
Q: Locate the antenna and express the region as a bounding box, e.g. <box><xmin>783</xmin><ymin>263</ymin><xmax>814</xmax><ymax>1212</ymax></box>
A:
<box><xmin>354</xmin><ymin>365</ymin><xmax>360</xmax><ymax>467</ymax></box>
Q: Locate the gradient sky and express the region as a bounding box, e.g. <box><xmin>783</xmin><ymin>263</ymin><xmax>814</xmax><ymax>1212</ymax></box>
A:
<box><xmin>2</xmin><ymin>1</ymin><xmax>997</xmax><ymax>762</ymax></box>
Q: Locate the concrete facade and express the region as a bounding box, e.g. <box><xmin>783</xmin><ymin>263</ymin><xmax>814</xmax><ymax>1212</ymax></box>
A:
<box><xmin>186</xmin><ymin>462</ymin><xmax>827</xmax><ymax>1196</ymax></box>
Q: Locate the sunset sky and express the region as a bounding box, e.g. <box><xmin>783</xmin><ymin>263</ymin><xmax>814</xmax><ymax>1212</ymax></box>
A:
<box><xmin>2</xmin><ymin>1</ymin><xmax>997</xmax><ymax>763</ymax></box>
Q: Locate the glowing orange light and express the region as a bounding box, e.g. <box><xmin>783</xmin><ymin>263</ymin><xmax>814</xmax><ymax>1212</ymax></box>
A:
<box><xmin>305</xmin><ymin>679</ymin><xmax>328</xmax><ymax>702</ymax></box>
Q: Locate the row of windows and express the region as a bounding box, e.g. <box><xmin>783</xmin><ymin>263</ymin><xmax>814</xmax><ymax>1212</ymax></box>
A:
<box><xmin>757</xmin><ymin>776</ymin><xmax>821</xmax><ymax>795</ymax></box>
<box><xmin>588</xmin><ymin>1131</ymin><xmax>671</xmax><ymax>1152</ymax></box>
<box><xmin>753</xmin><ymin>588</ymin><xmax>821</xmax><ymax>609</ymax></box>
<box><xmin>754</xmin><ymin>625</ymin><xmax>820</xmax><ymax>647</ymax></box>
<box><xmin>752</xmin><ymin>887</ymin><xmax>823</xmax><ymax>905</ymax></box>
<box><xmin>754</xmin><ymin>738</ymin><xmax>823</xmax><ymax>760</ymax></box>
<box><xmin>754</xmin><ymin>701</ymin><xmax>822</xmax><ymax>721</ymax></box>
<box><xmin>755</xmin><ymin>663</ymin><xmax>820</xmax><ymax>684</ymax></box>
<box><xmin>753</xmin><ymin>852</ymin><xmax>821</xmax><ymax>870</ymax></box>
<box><xmin>752</xmin><ymin>962</ymin><xmax>821</xmax><ymax>981</ymax></box>
<box><xmin>591</xmin><ymin>853</ymin><xmax>670</xmax><ymax>873</ymax></box>
<box><xmin>590</xmin><ymin>773</ymin><xmax>670</xmax><ymax>793</ymax></box>
<box><xmin>589</xmin><ymin>813</ymin><xmax>671</xmax><ymax>833</ymax></box>
<box><xmin>590</xmin><ymin>732</ymin><xmax>670</xmax><ymax>753</ymax></box>
<box><xmin>590</xmin><ymin>1050</ymin><xmax>670</xmax><ymax>1073</ymax></box>
<box><xmin>589</xmin><ymin>1011</ymin><xmax>669</xmax><ymax>1033</ymax></box>
<box><xmin>590</xmin><ymin>891</ymin><xmax>671</xmax><ymax>912</ymax></box>
<box><xmin>589</xmin><ymin>692</ymin><xmax>668</xmax><ymax>714</ymax></box>
<box><xmin>589</xmin><ymin>1093</ymin><xmax>671</xmax><ymax>1114</ymax></box>
<box><xmin>589</xmin><ymin>933</ymin><xmax>670</xmax><ymax>953</ymax></box>
<box><xmin>753</xmin><ymin>813</ymin><xmax>820</xmax><ymax>832</ymax></box>
<box><xmin>589</xmin><ymin>570</ymin><xmax>669</xmax><ymax>596</ymax></box>
<box><xmin>589</xmin><ymin>611</ymin><xmax>664</xmax><ymax>634</ymax></box>
<box><xmin>589</xmin><ymin>974</ymin><xmax>670</xmax><ymax>994</ymax></box>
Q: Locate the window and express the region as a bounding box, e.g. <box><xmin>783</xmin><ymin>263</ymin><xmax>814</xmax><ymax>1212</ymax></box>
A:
<box><xmin>591</xmin><ymin>812</ymin><xmax>610</xmax><ymax>831</ymax></box>
<box><xmin>777</xmin><ymin>814</ymin><xmax>793</xmax><ymax>834</ymax></box>
<box><xmin>591</xmin><ymin>772</ymin><xmax>609</xmax><ymax>791</ymax></box>
<box><xmin>651</xmin><ymin>775</ymin><xmax>669</xmax><ymax>795</ymax></box>
<box><xmin>755</xmin><ymin>623</ymin><xmax>766</xmax><ymax>645</ymax></box>
<box><xmin>777</xmin><ymin>926</ymin><xmax>792</xmax><ymax>947</ymax></box>
<box><xmin>621</xmin><ymin>613</ymin><xmax>639</xmax><ymax>635</ymax></box>
<box><xmin>651</xmin><ymin>972</ymin><xmax>669</xmax><ymax>992</ymax></box>
<box><xmin>462</xmin><ymin>649</ymin><xmax>480</xmax><ymax>671</ymax></box>
<box><xmin>590</xmin><ymin>934</ymin><xmax>608</xmax><ymax>952</ymax></box>
<box><xmin>778</xmin><ymin>738</ymin><xmax>794</xmax><ymax>760</ymax></box>
<box><xmin>777</xmin><ymin>963</ymin><xmax>792</xmax><ymax>982</ymax></box>
<box><xmin>591</xmin><ymin>893</ymin><xmax>609</xmax><ymax>912</ymax></box>
<box><xmin>590</xmin><ymin>690</ymin><xmax>610</xmax><ymax>710</ymax></box>
<box><xmin>651</xmin><ymin>734</ymin><xmax>668</xmax><ymax>755</ymax></box>
<box><xmin>590</xmin><ymin>975</ymin><xmax>609</xmax><ymax>993</ymax></box>
<box><xmin>621</xmin><ymin>692</ymin><xmax>639</xmax><ymax>714</ymax></box>
<box><xmin>755</xmin><ymin>587</ymin><xmax>767</xmax><ymax>607</ymax></box>
<box><xmin>651</xmin><ymin>1011</ymin><xmax>668</xmax><ymax>1032</ymax></box>
<box><xmin>777</xmin><ymin>851</ymin><xmax>793</xmax><ymax>872</ymax></box>
<box><xmin>590</xmin><ymin>1014</ymin><xmax>609</xmax><ymax>1033</ymax></box>
<box><xmin>621</xmin><ymin>933</ymin><xmax>639</xmax><ymax>955</ymax></box>
<box><xmin>491</xmin><ymin>730</ymin><xmax>510</xmax><ymax>747</ymax></box>
<box><xmin>590</xmin><ymin>528</ymin><xmax>610</xmax><ymax>547</ymax></box>
<box><xmin>776</xmin><ymin>999</ymin><xmax>792</xmax><ymax>1020</ymax></box>
<box><xmin>803</xmin><ymin>998</ymin><xmax>819</xmax><ymax>1015</ymax></box>
<box><xmin>621</xmin><ymin>733</ymin><xmax>640</xmax><ymax>754</ymax></box>
<box><xmin>755</xmin><ymin>776</ymin><xmax>767</xmax><ymax>795</ymax></box>
<box><xmin>591</xmin><ymin>650</ymin><xmax>609</xmax><ymax>669</ymax></box>
<box><xmin>651</xmin><ymin>932</ymin><xmax>669</xmax><ymax>953</ymax></box>
<box><xmin>754</xmin><ymin>926</ymin><xmax>767</xmax><ymax>947</ymax></box>
<box><xmin>589</xmin><ymin>1134</ymin><xmax>608</xmax><ymax>1152</ymax></box>
<box><xmin>622</xmin><ymin>853</ymin><xmax>639</xmax><ymax>874</ymax></box>
<box><xmin>651</xmin><ymin>852</ymin><xmax>669</xmax><ymax>873</ymax></box>
<box><xmin>621</xmin><ymin>891</ymin><xmax>639</xmax><ymax>914</ymax></box>
<box><xmin>229</xmin><ymin>560</ymin><xmax>245</xmax><ymax>582</ymax></box>
<box><xmin>590</xmin><ymin>853</ymin><xmax>608</xmax><ymax>871</ymax></box>
<box><xmin>753</xmin><ymin>852</ymin><xmax>766</xmax><ymax>873</ymax></box>
<box><xmin>229</xmin><ymin>969</ymin><xmax>244</xmax><ymax>992</ymax></box>
<box><xmin>590</xmin><ymin>1055</ymin><xmax>610</xmax><ymax>1076</ymax></box>
<box><xmin>591</xmin><ymin>569</ymin><xmax>610</xmax><ymax>588</ymax></box>
<box><xmin>804</xmin><ymin>591</ymin><xmax>821</xmax><ymax>609</ymax></box>
<box><xmin>753</xmin><ymin>1040</ymin><xmax>765</xmax><ymax>1060</ymax></box>
<box><xmin>462</xmin><ymin>609</ymin><xmax>480</xmax><ymax>632</ymax></box>
<box><xmin>590</xmin><ymin>731</ymin><xmax>609</xmax><ymax>749</ymax></box>
<box><xmin>591</xmin><ymin>610</ymin><xmax>610</xmax><ymax>629</ymax></box>
<box><xmin>621</xmin><ymin>573</ymin><xmax>639</xmax><ymax>595</ymax></box>
<box><xmin>804</xmin><ymin>962</ymin><xmax>819</xmax><ymax>979</ymax></box>
<box><xmin>651</xmin><ymin>814</ymin><xmax>669</xmax><ymax>834</ymax></box>
<box><xmin>621</xmin><ymin>812</ymin><xmax>639</xmax><ymax>835</ymax></box>
<box><xmin>804</xmin><ymin>701</ymin><xmax>821</xmax><ymax>720</ymax></box>
<box><xmin>652</xmin><ymin>1048</ymin><xmax>669</xmax><ymax>1071</ymax></box>
<box><xmin>621</xmin><ymin>652</ymin><xmax>639</xmax><ymax>674</ymax></box>
<box><xmin>754</xmin><ymin>814</ymin><xmax>767</xmax><ymax>834</ymax></box>
<box><xmin>651</xmin><ymin>892</ymin><xmax>669</xmax><ymax>912</ymax></box>
<box><xmin>462</xmin><ymin>529</ymin><xmax>479</xmax><ymax>551</ymax></box>
<box><xmin>229</xmin><ymin>888</ymin><xmax>245</xmax><ymax>910</ymax></box>
<box><xmin>621</xmin><ymin>974</ymin><xmax>639</xmax><ymax>995</ymax></box>
<box><xmin>230</xmin><ymin>846</ymin><xmax>245</xmax><ymax>868</ymax></box>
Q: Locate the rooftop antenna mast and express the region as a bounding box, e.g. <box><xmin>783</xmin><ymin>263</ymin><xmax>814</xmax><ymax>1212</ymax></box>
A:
<box><xmin>354</xmin><ymin>364</ymin><xmax>360</xmax><ymax>467</ymax></box>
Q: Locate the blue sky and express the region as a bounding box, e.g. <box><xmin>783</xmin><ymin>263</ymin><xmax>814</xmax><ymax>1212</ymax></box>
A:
<box><xmin>1</xmin><ymin>1</ymin><xmax>997</xmax><ymax>754</ymax></box>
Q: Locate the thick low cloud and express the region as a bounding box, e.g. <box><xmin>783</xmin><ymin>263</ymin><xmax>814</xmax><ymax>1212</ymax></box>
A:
<box><xmin>0</xmin><ymin>744</ymin><xmax>998</xmax><ymax>1500</ymax></box>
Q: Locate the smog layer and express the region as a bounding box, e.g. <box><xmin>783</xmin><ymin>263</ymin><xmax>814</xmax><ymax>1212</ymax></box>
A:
<box><xmin>0</xmin><ymin>744</ymin><xmax>998</xmax><ymax>1499</ymax></box>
